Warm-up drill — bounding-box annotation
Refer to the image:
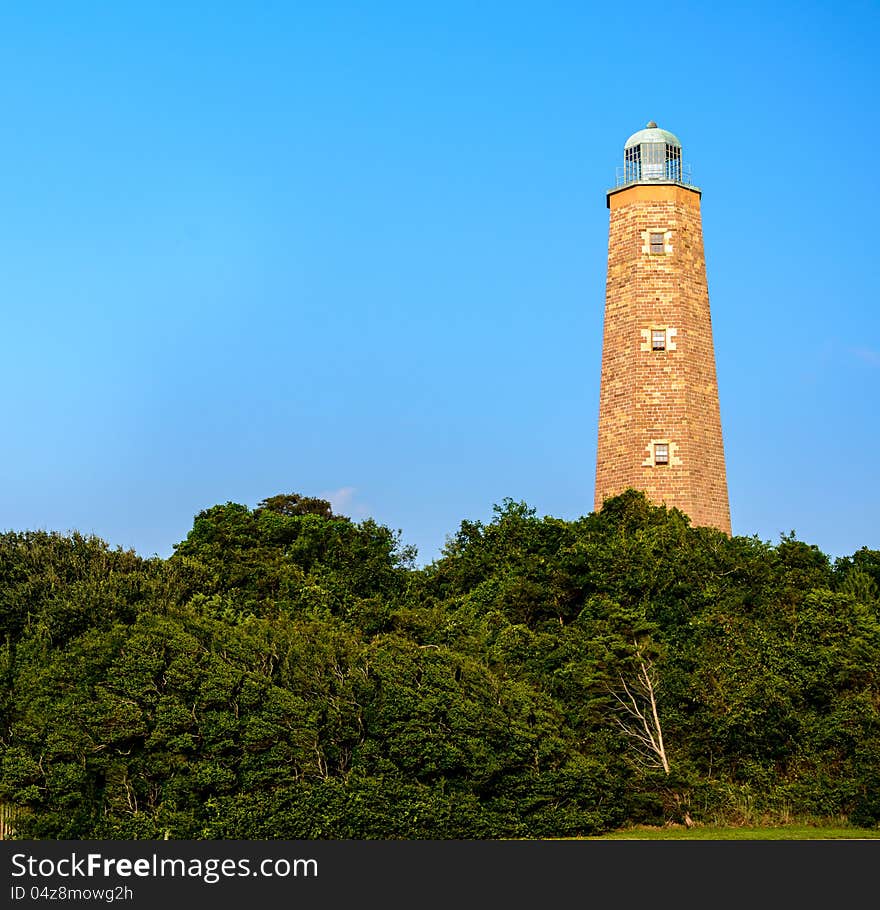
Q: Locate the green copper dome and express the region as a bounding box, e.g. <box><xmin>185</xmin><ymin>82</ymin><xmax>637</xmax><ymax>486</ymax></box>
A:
<box><xmin>624</xmin><ymin>121</ymin><xmax>682</xmax><ymax>150</ymax></box>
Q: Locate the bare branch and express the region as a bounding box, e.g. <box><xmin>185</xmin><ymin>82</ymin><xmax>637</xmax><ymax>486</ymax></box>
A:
<box><xmin>607</xmin><ymin>640</ymin><xmax>670</xmax><ymax>775</ymax></box>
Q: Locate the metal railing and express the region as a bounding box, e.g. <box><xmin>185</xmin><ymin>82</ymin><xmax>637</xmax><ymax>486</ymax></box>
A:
<box><xmin>615</xmin><ymin>162</ymin><xmax>695</xmax><ymax>188</ymax></box>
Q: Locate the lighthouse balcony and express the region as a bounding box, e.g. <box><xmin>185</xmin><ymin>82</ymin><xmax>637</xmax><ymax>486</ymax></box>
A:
<box><xmin>614</xmin><ymin>160</ymin><xmax>695</xmax><ymax>189</ymax></box>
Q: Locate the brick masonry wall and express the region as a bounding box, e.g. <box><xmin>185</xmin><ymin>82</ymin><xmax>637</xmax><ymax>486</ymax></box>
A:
<box><xmin>594</xmin><ymin>183</ymin><xmax>731</xmax><ymax>533</ymax></box>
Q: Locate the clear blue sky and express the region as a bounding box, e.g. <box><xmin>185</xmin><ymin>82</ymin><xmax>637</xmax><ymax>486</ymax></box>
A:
<box><xmin>1</xmin><ymin>1</ymin><xmax>877</xmax><ymax>565</ymax></box>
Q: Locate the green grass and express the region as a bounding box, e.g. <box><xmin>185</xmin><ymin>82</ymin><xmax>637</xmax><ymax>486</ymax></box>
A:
<box><xmin>587</xmin><ymin>825</ymin><xmax>880</xmax><ymax>840</ymax></box>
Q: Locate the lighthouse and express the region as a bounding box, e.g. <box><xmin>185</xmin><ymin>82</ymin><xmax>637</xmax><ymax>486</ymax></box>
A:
<box><xmin>594</xmin><ymin>122</ymin><xmax>731</xmax><ymax>533</ymax></box>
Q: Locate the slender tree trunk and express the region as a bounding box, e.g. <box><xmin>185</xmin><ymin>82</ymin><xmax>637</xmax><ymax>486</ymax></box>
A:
<box><xmin>611</xmin><ymin>640</ymin><xmax>693</xmax><ymax>827</ymax></box>
<box><xmin>611</xmin><ymin>641</ymin><xmax>669</xmax><ymax>774</ymax></box>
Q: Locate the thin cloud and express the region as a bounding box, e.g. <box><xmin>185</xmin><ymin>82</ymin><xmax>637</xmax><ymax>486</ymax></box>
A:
<box><xmin>851</xmin><ymin>347</ymin><xmax>880</xmax><ymax>367</ymax></box>
<box><xmin>321</xmin><ymin>486</ymin><xmax>368</xmax><ymax>518</ymax></box>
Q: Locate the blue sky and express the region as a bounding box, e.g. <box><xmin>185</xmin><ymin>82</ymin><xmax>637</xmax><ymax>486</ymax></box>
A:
<box><xmin>1</xmin><ymin>1</ymin><xmax>877</xmax><ymax>565</ymax></box>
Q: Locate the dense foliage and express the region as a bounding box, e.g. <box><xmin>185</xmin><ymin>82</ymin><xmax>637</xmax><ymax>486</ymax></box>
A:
<box><xmin>1</xmin><ymin>490</ymin><xmax>878</xmax><ymax>838</ymax></box>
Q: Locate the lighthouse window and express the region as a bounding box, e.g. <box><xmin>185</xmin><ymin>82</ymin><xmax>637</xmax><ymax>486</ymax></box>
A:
<box><xmin>625</xmin><ymin>145</ymin><xmax>641</xmax><ymax>183</ymax></box>
<box><xmin>652</xmin><ymin>329</ymin><xmax>666</xmax><ymax>351</ymax></box>
<box><xmin>665</xmin><ymin>144</ymin><xmax>682</xmax><ymax>181</ymax></box>
<box><xmin>654</xmin><ymin>443</ymin><xmax>669</xmax><ymax>466</ymax></box>
<box><xmin>649</xmin><ymin>233</ymin><xmax>665</xmax><ymax>254</ymax></box>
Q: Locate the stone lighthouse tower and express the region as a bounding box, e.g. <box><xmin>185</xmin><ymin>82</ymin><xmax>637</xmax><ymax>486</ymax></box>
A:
<box><xmin>594</xmin><ymin>122</ymin><xmax>731</xmax><ymax>533</ymax></box>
